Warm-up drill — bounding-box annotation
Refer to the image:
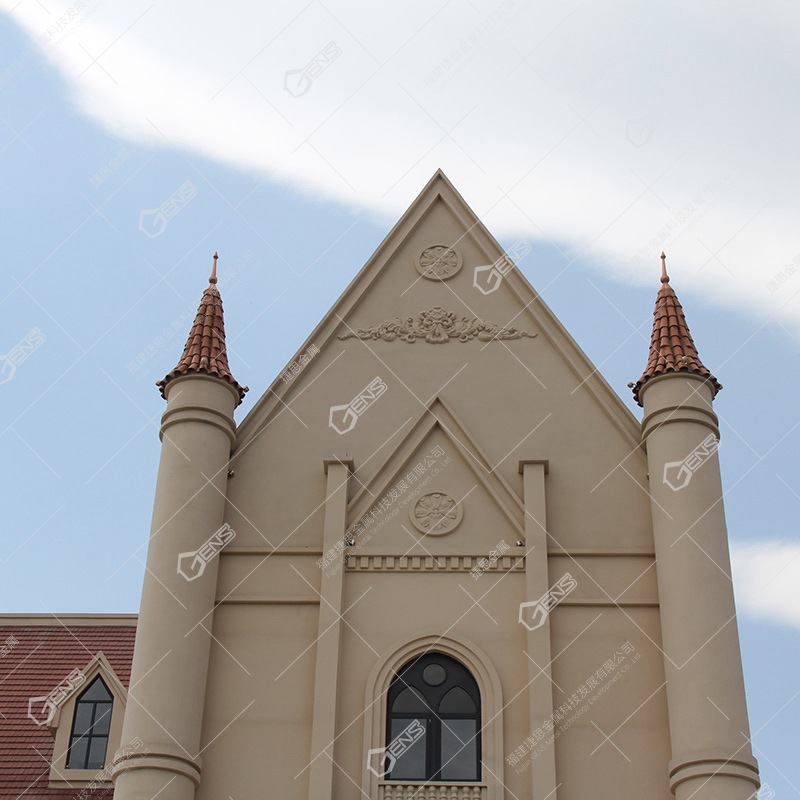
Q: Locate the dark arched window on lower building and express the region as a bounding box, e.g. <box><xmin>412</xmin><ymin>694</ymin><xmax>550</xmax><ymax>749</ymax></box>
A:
<box><xmin>67</xmin><ymin>676</ymin><xmax>114</xmax><ymax>770</ymax></box>
<box><xmin>386</xmin><ymin>653</ymin><xmax>481</xmax><ymax>782</ymax></box>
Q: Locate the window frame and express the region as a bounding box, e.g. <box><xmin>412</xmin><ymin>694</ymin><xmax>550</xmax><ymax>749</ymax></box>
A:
<box><xmin>362</xmin><ymin>634</ymin><xmax>504</xmax><ymax>800</ymax></box>
<box><xmin>386</xmin><ymin>653</ymin><xmax>482</xmax><ymax>782</ymax></box>
<box><xmin>66</xmin><ymin>675</ymin><xmax>114</xmax><ymax>770</ymax></box>
<box><xmin>47</xmin><ymin>652</ymin><xmax>127</xmax><ymax>789</ymax></box>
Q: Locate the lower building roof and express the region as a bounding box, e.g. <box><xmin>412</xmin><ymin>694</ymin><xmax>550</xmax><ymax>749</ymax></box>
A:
<box><xmin>0</xmin><ymin>617</ymin><xmax>136</xmax><ymax>799</ymax></box>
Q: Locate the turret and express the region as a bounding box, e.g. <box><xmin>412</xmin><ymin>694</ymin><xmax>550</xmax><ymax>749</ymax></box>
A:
<box><xmin>111</xmin><ymin>254</ymin><xmax>247</xmax><ymax>800</ymax></box>
<box><xmin>634</xmin><ymin>255</ymin><xmax>759</xmax><ymax>800</ymax></box>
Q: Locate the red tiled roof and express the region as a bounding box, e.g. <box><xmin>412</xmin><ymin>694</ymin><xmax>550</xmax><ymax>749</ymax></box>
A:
<box><xmin>632</xmin><ymin>259</ymin><xmax>721</xmax><ymax>406</ymax></box>
<box><xmin>157</xmin><ymin>254</ymin><xmax>247</xmax><ymax>405</ymax></box>
<box><xmin>0</xmin><ymin>622</ymin><xmax>136</xmax><ymax>799</ymax></box>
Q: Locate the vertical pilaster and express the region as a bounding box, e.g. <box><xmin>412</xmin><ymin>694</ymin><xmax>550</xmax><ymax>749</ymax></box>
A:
<box><xmin>307</xmin><ymin>458</ymin><xmax>354</xmax><ymax>800</ymax></box>
<box><xmin>519</xmin><ymin>460</ymin><xmax>557</xmax><ymax>800</ymax></box>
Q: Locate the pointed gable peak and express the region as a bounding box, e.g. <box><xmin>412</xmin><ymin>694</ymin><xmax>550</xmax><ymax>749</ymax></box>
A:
<box><xmin>408</xmin><ymin>168</ymin><xmax>466</xmax><ymax>210</ymax></box>
<box><xmin>632</xmin><ymin>254</ymin><xmax>721</xmax><ymax>406</ymax></box>
<box><xmin>157</xmin><ymin>252</ymin><xmax>247</xmax><ymax>405</ymax></box>
<box><xmin>424</xmin><ymin>167</ymin><xmax>456</xmax><ymax>189</ymax></box>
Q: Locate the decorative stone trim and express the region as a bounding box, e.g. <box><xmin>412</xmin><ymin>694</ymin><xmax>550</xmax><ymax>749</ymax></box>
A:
<box><xmin>410</xmin><ymin>492</ymin><xmax>462</xmax><ymax>535</ymax></box>
<box><xmin>558</xmin><ymin>597</ymin><xmax>659</xmax><ymax>607</ymax></box>
<box><xmin>215</xmin><ymin>596</ymin><xmax>321</xmax><ymax>605</ymax></box>
<box><xmin>110</xmin><ymin>750</ymin><xmax>201</xmax><ymax>787</ymax></box>
<box><xmin>380</xmin><ymin>783</ymin><xmax>487</xmax><ymax>799</ymax></box>
<box><xmin>668</xmin><ymin>754</ymin><xmax>760</xmax><ymax>793</ymax></box>
<box><xmin>345</xmin><ymin>555</ymin><xmax>524</xmax><ymax>572</ymax></box>
<box><xmin>338</xmin><ymin>307</ymin><xmax>536</xmax><ymax>344</ymax></box>
<box><xmin>415</xmin><ymin>245</ymin><xmax>463</xmax><ymax>280</ymax></box>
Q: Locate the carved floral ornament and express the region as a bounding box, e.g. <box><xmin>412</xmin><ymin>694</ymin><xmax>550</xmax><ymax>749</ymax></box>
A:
<box><xmin>415</xmin><ymin>245</ymin><xmax>463</xmax><ymax>280</ymax></box>
<box><xmin>411</xmin><ymin>492</ymin><xmax>463</xmax><ymax>535</ymax></box>
<box><xmin>338</xmin><ymin>307</ymin><xmax>536</xmax><ymax>344</ymax></box>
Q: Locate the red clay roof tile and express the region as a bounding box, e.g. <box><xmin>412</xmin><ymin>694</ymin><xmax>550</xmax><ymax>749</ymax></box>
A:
<box><xmin>0</xmin><ymin>623</ymin><xmax>136</xmax><ymax>799</ymax></box>
<box><xmin>157</xmin><ymin>254</ymin><xmax>246</xmax><ymax>405</ymax></box>
<box><xmin>633</xmin><ymin>258</ymin><xmax>721</xmax><ymax>406</ymax></box>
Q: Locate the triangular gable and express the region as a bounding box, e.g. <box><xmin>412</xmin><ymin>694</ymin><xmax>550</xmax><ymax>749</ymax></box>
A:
<box><xmin>46</xmin><ymin>651</ymin><xmax>127</xmax><ymax>732</ymax></box>
<box><xmin>346</xmin><ymin>396</ymin><xmax>524</xmax><ymax>537</ymax></box>
<box><xmin>233</xmin><ymin>169</ymin><xmax>642</xmax><ymax>455</ymax></box>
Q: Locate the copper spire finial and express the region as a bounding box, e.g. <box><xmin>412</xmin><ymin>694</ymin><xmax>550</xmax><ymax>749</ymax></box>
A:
<box><xmin>209</xmin><ymin>252</ymin><xmax>218</xmax><ymax>285</ymax></box>
<box><xmin>660</xmin><ymin>252</ymin><xmax>669</xmax><ymax>283</ymax></box>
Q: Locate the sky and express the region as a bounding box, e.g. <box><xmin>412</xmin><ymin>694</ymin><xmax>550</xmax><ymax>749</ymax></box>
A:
<box><xmin>1</xmin><ymin>0</ymin><xmax>798</xmax><ymax>796</ymax></box>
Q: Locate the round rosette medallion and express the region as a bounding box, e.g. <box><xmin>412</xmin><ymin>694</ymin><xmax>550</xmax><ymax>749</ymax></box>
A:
<box><xmin>410</xmin><ymin>492</ymin><xmax>462</xmax><ymax>535</ymax></box>
<box><xmin>415</xmin><ymin>245</ymin><xmax>462</xmax><ymax>280</ymax></box>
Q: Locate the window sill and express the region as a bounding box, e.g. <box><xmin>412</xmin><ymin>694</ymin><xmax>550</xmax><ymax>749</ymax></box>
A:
<box><xmin>49</xmin><ymin>769</ymin><xmax>112</xmax><ymax>789</ymax></box>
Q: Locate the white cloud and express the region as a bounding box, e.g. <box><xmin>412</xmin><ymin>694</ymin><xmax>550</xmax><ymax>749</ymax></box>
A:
<box><xmin>6</xmin><ymin>0</ymin><xmax>800</xmax><ymax>329</ymax></box>
<box><xmin>731</xmin><ymin>541</ymin><xmax>800</xmax><ymax>630</ymax></box>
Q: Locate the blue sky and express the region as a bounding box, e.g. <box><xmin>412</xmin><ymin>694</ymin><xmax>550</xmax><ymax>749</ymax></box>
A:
<box><xmin>1</xmin><ymin>3</ymin><xmax>799</xmax><ymax>796</ymax></box>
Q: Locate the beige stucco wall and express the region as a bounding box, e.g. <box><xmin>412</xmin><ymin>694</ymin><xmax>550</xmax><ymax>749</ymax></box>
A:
<box><xmin>191</xmin><ymin>175</ymin><xmax>670</xmax><ymax>799</ymax></box>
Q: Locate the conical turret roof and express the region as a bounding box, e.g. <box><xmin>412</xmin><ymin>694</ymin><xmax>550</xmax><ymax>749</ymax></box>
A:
<box><xmin>157</xmin><ymin>253</ymin><xmax>247</xmax><ymax>405</ymax></box>
<box><xmin>632</xmin><ymin>254</ymin><xmax>721</xmax><ymax>406</ymax></box>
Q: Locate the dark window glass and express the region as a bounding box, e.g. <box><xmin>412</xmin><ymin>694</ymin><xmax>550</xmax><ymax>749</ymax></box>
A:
<box><xmin>67</xmin><ymin>677</ymin><xmax>113</xmax><ymax>770</ymax></box>
<box><xmin>389</xmin><ymin>718</ymin><xmax>428</xmax><ymax>779</ymax></box>
<box><xmin>72</xmin><ymin>704</ymin><xmax>93</xmax><ymax>736</ymax></box>
<box><xmin>69</xmin><ymin>738</ymin><xmax>88</xmax><ymax>770</ymax></box>
<box><xmin>81</xmin><ymin>679</ymin><xmax>112</xmax><ymax>702</ymax></box>
<box><xmin>441</xmin><ymin>719</ymin><xmax>478</xmax><ymax>780</ymax></box>
<box><xmin>422</xmin><ymin>663</ymin><xmax>446</xmax><ymax>686</ymax></box>
<box><xmin>88</xmin><ymin>738</ymin><xmax>108</xmax><ymax>769</ymax></box>
<box><xmin>92</xmin><ymin>703</ymin><xmax>113</xmax><ymax>735</ymax></box>
<box><xmin>393</xmin><ymin>687</ymin><xmax>429</xmax><ymax>713</ymax></box>
<box><xmin>439</xmin><ymin>687</ymin><xmax>475</xmax><ymax>715</ymax></box>
<box><xmin>385</xmin><ymin>653</ymin><xmax>481</xmax><ymax>782</ymax></box>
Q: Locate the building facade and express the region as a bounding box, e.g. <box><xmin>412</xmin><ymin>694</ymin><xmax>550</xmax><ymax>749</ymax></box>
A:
<box><xmin>1</xmin><ymin>171</ymin><xmax>760</xmax><ymax>800</ymax></box>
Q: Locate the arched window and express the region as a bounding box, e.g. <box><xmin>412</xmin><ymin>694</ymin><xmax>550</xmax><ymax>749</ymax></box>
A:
<box><xmin>66</xmin><ymin>676</ymin><xmax>114</xmax><ymax>770</ymax></box>
<box><xmin>386</xmin><ymin>653</ymin><xmax>481</xmax><ymax>782</ymax></box>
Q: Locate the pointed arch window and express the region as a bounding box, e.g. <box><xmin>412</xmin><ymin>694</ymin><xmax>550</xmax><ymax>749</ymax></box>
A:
<box><xmin>386</xmin><ymin>653</ymin><xmax>481</xmax><ymax>782</ymax></box>
<box><xmin>66</xmin><ymin>676</ymin><xmax>114</xmax><ymax>770</ymax></box>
